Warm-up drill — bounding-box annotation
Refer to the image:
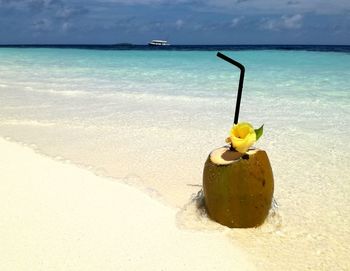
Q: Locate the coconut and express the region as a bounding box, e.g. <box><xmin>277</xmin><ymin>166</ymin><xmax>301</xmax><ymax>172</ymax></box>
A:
<box><xmin>203</xmin><ymin>146</ymin><xmax>274</xmax><ymax>228</ymax></box>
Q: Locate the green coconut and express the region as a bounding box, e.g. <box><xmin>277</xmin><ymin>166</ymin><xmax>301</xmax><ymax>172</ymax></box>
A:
<box><xmin>203</xmin><ymin>146</ymin><xmax>274</xmax><ymax>228</ymax></box>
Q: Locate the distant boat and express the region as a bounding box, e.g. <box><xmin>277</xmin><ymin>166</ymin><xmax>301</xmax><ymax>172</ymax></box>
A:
<box><xmin>148</xmin><ymin>40</ymin><xmax>170</xmax><ymax>46</ymax></box>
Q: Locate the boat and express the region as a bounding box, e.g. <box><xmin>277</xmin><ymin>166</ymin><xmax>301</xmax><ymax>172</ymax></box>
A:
<box><xmin>148</xmin><ymin>40</ymin><xmax>170</xmax><ymax>46</ymax></box>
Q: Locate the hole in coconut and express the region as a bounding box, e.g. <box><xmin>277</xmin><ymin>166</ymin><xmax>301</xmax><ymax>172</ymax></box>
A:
<box><xmin>242</xmin><ymin>154</ymin><xmax>249</xmax><ymax>160</ymax></box>
<box><xmin>221</xmin><ymin>150</ymin><xmax>243</xmax><ymax>161</ymax></box>
<box><xmin>210</xmin><ymin>147</ymin><xmax>248</xmax><ymax>165</ymax></box>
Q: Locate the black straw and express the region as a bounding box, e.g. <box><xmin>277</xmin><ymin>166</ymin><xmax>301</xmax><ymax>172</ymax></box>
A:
<box><xmin>216</xmin><ymin>52</ymin><xmax>245</xmax><ymax>124</ymax></box>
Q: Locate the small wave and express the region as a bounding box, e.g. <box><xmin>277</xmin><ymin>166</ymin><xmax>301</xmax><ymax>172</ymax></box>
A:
<box><xmin>96</xmin><ymin>89</ymin><xmax>230</xmax><ymax>105</ymax></box>
<box><xmin>23</xmin><ymin>86</ymin><xmax>92</xmax><ymax>98</ymax></box>
<box><xmin>176</xmin><ymin>189</ymin><xmax>227</xmax><ymax>231</ymax></box>
<box><xmin>0</xmin><ymin>119</ymin><xmax>55</xmax><ymax>127</ymax></box>
<box><xmin>46</xmin><ymin>89</ymin><xmax>91</xmax><ymax>97</ymax></box>
<box><xmin>177</xmin><ymin>190</ymin><xmax>283</xmax><ymax>235</ymax></box>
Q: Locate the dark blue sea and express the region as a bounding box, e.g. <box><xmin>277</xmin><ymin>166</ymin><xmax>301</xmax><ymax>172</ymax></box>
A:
<box><xmin>0</xmin><ymin>44</ymin><xmax>349</xmax><ymax>53</ymax></box>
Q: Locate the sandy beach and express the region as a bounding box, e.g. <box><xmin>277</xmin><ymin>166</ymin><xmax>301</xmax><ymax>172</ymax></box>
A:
<box><xmin>0</xmin><ymin>137</ymin><xmax>255</xmax><ymax>271</ymax></box>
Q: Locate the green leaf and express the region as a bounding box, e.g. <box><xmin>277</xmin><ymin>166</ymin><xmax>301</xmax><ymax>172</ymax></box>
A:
<box><xmin>255</xmin><ymin>125</ymin><xmax>264</xmax><ymax>141</ymax></box>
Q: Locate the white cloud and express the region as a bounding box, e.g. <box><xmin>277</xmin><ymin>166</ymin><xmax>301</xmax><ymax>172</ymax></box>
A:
<box><xmin>56</xmin><ymin>7</ymin><xmax>73</xmax><ymax>18</ymax></box>
<box><xmin>99</xmin><ymin>0</ymin><xmax>167</xmax><ymax>4</ymax></box>
<box><xmin>61</xmin><ymin>22</ymin><xmax>71</xmax><ymax>32</ymax></box>
<box><xmin>230</xmin><ymin>16</ymin><xmax>243</xmax><ymax>28</ymax></box>
<box><xmin>55</xmin><ymin>6</ymin><xmax>88</xmax><ymax>19</ymax></box>
<box><xmin>32</xmin><ymin>18</ymin><xmax>52</xmax><ymax>31</ymax></box>
<box><xmin>175</xmin><ymin>19</ymin><xmax>184</xmax><ymax>29</ymax></box>
<box><xmin>283</xmin><ymin>14</ymin><xmax>303</xmax><ymax>29</ymax></box>
<box><xmin>2</xmin><ymin>0</ymin><xmax>350</xmax><ymax>15</ymax></box>
<box><xmin>187</xmin><ymin>0</ymin><xmax>349</xmax><ymax>15</ymax></box>
<box><xmin>261</xmin><ymin>14</ymin><xmax>303</xmax><ymax>31</ymax></box>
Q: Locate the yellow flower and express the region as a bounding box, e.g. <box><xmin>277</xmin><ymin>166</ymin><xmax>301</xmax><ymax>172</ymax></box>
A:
<box><xmin>226</xmin><ymin>122</ymin><xmax>256</xmax><ymax>153</ymax></box>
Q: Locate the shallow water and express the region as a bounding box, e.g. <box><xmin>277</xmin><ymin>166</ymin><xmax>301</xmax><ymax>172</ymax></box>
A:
<box><xmin>0</xmin><ymin>48</ymin><xmax>349</xmax><ymax>270</ymax></box>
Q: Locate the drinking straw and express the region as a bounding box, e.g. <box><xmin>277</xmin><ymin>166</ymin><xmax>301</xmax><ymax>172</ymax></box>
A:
<box><xmin>217</xmin><ymin>52</ymin><xmax>245</xmax><ymax>124</ymax></box>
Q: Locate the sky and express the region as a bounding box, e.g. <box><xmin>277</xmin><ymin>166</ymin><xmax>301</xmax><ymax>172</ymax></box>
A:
<box><xmin>0</xmin><ymin>0</ymin><xmax>349</xmax><ymax>45</ymax></box>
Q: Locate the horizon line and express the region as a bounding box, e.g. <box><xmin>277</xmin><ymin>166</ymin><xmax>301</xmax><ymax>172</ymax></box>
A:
<box><xmin>0</xmin><ymin>43</ymin><xmax>349</xmax><ymax>46</ymax></box>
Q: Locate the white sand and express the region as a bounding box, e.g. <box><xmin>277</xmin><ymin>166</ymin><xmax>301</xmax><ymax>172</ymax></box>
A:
<box><xmin>0</xmin><ymin>137</ymin><xmax>254</xmax><ymax>271</ymax></box>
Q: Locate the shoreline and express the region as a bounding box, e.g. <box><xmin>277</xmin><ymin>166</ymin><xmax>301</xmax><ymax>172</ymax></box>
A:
<box><xmin>0</xmin><ymin>137</ymin><xmax>254</xmax><ymax>271</ymax></box>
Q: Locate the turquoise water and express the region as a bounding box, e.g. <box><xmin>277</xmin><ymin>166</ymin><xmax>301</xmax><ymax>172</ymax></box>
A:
<box><xmin>1</xmin><ymin>48</ymin><xmax>349</xmax><ymax>100</ymax></box>
<box><xmin>1</xmin><ymin>48</ymin><xmax>349</xmax><ymax>131</ymax></box>
<box><xmin>0</xmin><ymin>48</ymin><xmax>350</xmax><ymax>270</ymax></box>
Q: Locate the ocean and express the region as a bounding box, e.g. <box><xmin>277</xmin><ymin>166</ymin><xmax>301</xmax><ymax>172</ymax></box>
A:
<box><xmin>0</xmin><ymin>45</ymin><xmax>349</xmax><ymax>270</ymax></box>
